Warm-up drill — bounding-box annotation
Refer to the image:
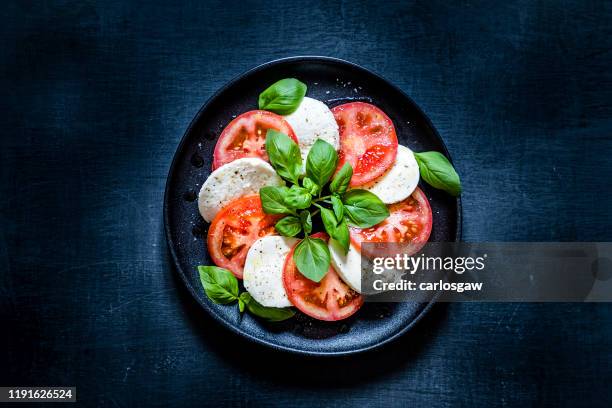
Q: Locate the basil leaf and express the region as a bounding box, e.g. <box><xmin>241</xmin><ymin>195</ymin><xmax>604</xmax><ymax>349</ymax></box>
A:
<box><xmin>293</xmin><ymin>236</ymin><xmax>331</xmax><ymax>282</ymax></box>
<box><xmin>240</xmin><ymin>292</ymin><xmax>295</xmax><ymax>322</ymax></box>
<box><xmin>331</xmin><ymin>195</ymin><xmax>344</xmax><ymax>221</ymax></box>
<box><xmin>329</xmin><ymin>163</ymin><xmax>353</xmax><ymax>195</ymax></box>
<box><xmin>320</xmin><ymin>206</ymin><xmax>337</xmax><ymax>232</ymax></box>
<box><xmin>275</xmin><ymin>216</ymin><xmax>302</xmax><ymax>237</ymax></box>
<box><xmin>320</xmin><ymin>207</ymin><xmax>350</xmax><ymax>254</ymax></box>
<box><xmin>238</xmin><ymin>298</ymin><xmax>246</xmax><ymax>313</ymax></box>
<box><xmin>198</xmin><ymin>266</ymin><xmax>239</xmax><ymax>304</ymax></box>
<box><xmin>284</xmin><ymin>185</ymin><xmax>311</xmax><ymax>209</ymax></box>
<box><xmin>260</xmin><ymin>186</ymin><xmax>293</xmax><ymax>214</ymax></box>
<box><xmin>414</xmin><ymin>151</ymin><xmax>461</xmax><ymax>196</ymax></box>
<box><xmin>258</xmin><ymin>78</ymin><xmax>307</xmax><ymax>115</ymax></box>
<box><xmin>302</xmin><ymin>177</ymin><xmax>319</xmax><ymax>195</ymax></box>
<box><xmin>265</xmin><ymin>129</ymin><xmax>302</xmax><ymax>185</ymax></box>
<box><xmin>306</xmin><ymin>139</ymin><xmax>338</xmax><ymax>187</ymax></box>
<box><xmin>332</xmin><ymin>219</ymin><xmax>350</xmax><ymax>254</ymax></box>
<box><xmin>299</xmin><ymin>210</ymin><xmax>312</xmax><ymax>234</ymax></box>
<box><xmin>343</xmin><ymin>189</ymin><xmax>390</xmax><ymax>228</ymax></box>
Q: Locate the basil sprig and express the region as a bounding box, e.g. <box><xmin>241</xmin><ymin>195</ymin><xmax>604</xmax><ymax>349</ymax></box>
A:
<box><xmin>414</xmin><ymin>151</ymin><xmax>461</xmax><ymax>196</ymax></box>
<box><xmin>198</xmin><ymin>266</ymin><xmax>295</xmax><ymax>322</ymax></box>
<box><xmin>258</xmin><ymin>78</ymin><xmax>307</xmax><ymax>115</ymax></box>
<box><xmin>259</xmin><ymin>132</ymin><xmax>390</xmax><ymax>280</ymax></box>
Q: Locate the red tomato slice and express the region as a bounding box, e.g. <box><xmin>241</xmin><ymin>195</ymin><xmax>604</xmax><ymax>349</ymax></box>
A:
<box><xmin>207</xmin><ymin>194</ymin><xmax>281</xmax><ymax>278</ymax></box>
<box><xmin>213</xmin><ymin>110</ymin><xmax>298</xmax><ymax>169</ymax></box>
<box><xmin>332</xmin><ymin>102</ymin><xmax>398</xmax><ymax>186</ymax></box>
<box><xmin>350</xmin><ymin>187</ymin><xmax>432</xmax><ymax>255</ymax></box>
<box><xmin>283</xmin><ymin>232</ymin><xmax>364</xmax><ymax>321</ymax></box>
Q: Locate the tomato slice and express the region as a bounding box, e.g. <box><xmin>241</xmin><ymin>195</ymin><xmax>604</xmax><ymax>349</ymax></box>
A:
<box><xmin>283</xmin><ymin>232</ymin><xmax>364</xmax><ymax>321</ymax></box>
<box><xmin>350</xmin><ymin>187</ymin><xmax>432</xmax><ymax>255</ymax></box>
<box><xmin>213</xmin><ymin>110</ymin><xmax>298</xmax><ymax>169</ymax></box>
<box><xmin>332</xmin><ymin>102</ymin><xmax>398</xmax><ymax>186</ymax></box>
<box><xmin>207</xmin><ymin>194</ymin><xmax>281</xmax><ymax>278</ymax></box>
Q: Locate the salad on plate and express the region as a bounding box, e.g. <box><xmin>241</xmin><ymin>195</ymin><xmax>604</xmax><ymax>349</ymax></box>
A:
<box><xmin>196</xmin><ymin>78</ymin><xmax>461</xmax><ymax>323</ymax></box>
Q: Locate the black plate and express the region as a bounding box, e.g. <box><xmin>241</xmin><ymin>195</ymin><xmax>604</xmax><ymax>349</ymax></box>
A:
<box><xmin>164</xmin><ymin>56</ymin><xmax>461</xmax><ymax>356</ymax></box>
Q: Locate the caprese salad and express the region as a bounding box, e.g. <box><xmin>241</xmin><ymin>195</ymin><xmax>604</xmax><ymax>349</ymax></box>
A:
<box><xmin>196</xmin><ymin>78</ymin><xmax>461</xmax><ymax>323</ymax></box>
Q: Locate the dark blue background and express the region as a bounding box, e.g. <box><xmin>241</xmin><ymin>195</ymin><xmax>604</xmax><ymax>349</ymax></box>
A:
<box><xmin>2</xmin><ymin>0</ymin><xmax>612</xmax><ymax>406</ymax></box>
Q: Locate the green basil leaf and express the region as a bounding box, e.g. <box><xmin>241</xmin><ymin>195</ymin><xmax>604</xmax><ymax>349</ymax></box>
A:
<box><xmin>260</xmin><ymin>186</ymin><xmax>293</xmax><ymax>214</ymax></box>
<box><xmin>331</xmin><ymin>195</ymin><xmax>344</xmax><ymax>221</ymax></box>
<box><xmin>343</xmin><ymin>189</ymin><xmax>390</xmax><ymax>228</ymax></box>
<box><xmin>329</xmin><ymin>163</ymin><xmax>353</xmax><ymax>194</ymax></box>
<box><xmin>284</xmin><ymin>185</ymin><xmax>311</xmax><ymax>209</ymax></box>
<box><xmin>299</xmin><ymin>210</ymin><xmax>312</xmax><ymax>234</ymax></box>
<box><xmin>302</xmin><ymin>177</ymin><xmax>319</xmax><ymax>195</ymax></box>
<box><xmin>240</xmin><ymin>292</ymin><xmax>296</xmax><ymax>322</ymax></box>
<box><xmin>320</xmin><ymin>206</ymin><xmax>338</xmax><ymax>232</ymax></box>
<box><xmin>306</xmin><ymin>139</ymin><xmax>338</xmax><ymax>187</ymax></box>
<box><xmin>198</xmin><ymin>265</ymin><xmax>239</xmax><ymax>304</ymax></box>
<box><xmin>238</xmin><ymin>298</ymin><xmax>246</xmax><ymax>313</ymax></box>
<box><xmin>414</xmin><ymin>151</ymin><xmax>461</xmax><ymax>196</ymax></box>
<box><xmin>265</xmin><ymin>129</ymin><xmax>302</xmax><ymax>185</ymax></box>
<box><xmin>332</xmin><ymin>219</ymin><xmax>350</xmax><ymax>254</ymax></box>
<box><xmin>293</xmin><ymin>236</ymin><xmax>331</xmax><ymax>282</ymax></box>
<box><xmin>258</xmin><ymin>78</ymin><xmax>307</xmax><ymax>115</ymax></box>
<box><xmin>275</xmin><ymin>216</ymin><xmax>302</xmax><ymax>237</ymax></box>
<box><xmin>320</xmin><ymin>207</ymin><xmax>349</xmax><ymax>254</ymax></box>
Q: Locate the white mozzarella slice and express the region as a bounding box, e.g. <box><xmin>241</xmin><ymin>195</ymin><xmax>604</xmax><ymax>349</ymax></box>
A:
<box><xmin>243</xmin><ymin>236</ymin><xmax>298</xmax><ymax>308</ymax></box>
<box><xmin>329</xmin><ymin>240</ymin><xmax>363</xmax><ymax>293</ymax></box>
<box><xmin>283</xmin><ymin>97</ymin><xmax>340</xmax><ymax>165</ymax></box>
<box><xmin>330</xmin><ymin>240</ymin><xmax>405</xmax><ymax>295</ymax></box>
<box><xmin>198</xmin><ymin>158</ymin><xmax>284</xmax><ymax>222</ymax></box>
<box><xmin>359</xmin><ymin>145</ymin><xmax>419</xmax><ymax>204</ymax></box>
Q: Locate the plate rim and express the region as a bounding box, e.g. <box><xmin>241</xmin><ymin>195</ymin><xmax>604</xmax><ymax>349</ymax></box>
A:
<box><xmin>163</xmin><ymin>56</ymin><xmax>463</xmax><ymax>356</ymax></box>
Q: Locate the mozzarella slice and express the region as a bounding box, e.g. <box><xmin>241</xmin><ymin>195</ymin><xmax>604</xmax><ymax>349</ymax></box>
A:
<box><xmin>243</xmin><ymin>236</ymin><xmax>298</xmax><ymax>308</ymax></box>
<box><xmin>359</xmin><ymin>145</ymin><xmax>420</xmax><ymax>204</ymax></box>
<box><xmin>283</xmin><ymin>97</ymin><xmax>339</xmax><ymax>165</ymax></box>
<box><xmin>198</xmin><ymin>158</ymin><xmax>284</xmax><ymax>222</ymax></box>
<box><xmin>330</xmin><ymin>239</ymin><xmax>405</xmax><ymax>295</ymax></box>
<box><xmin>329</xmin><ymin>240</ymin><xmax>363</xmax><ymax>293</ymax></box>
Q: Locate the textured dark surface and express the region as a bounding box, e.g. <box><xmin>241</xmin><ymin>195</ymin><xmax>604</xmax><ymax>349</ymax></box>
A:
<box><xmin>1</xmin><ymin>0</ymin><xmax>612</xmax><ymax>407</ymax></box>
